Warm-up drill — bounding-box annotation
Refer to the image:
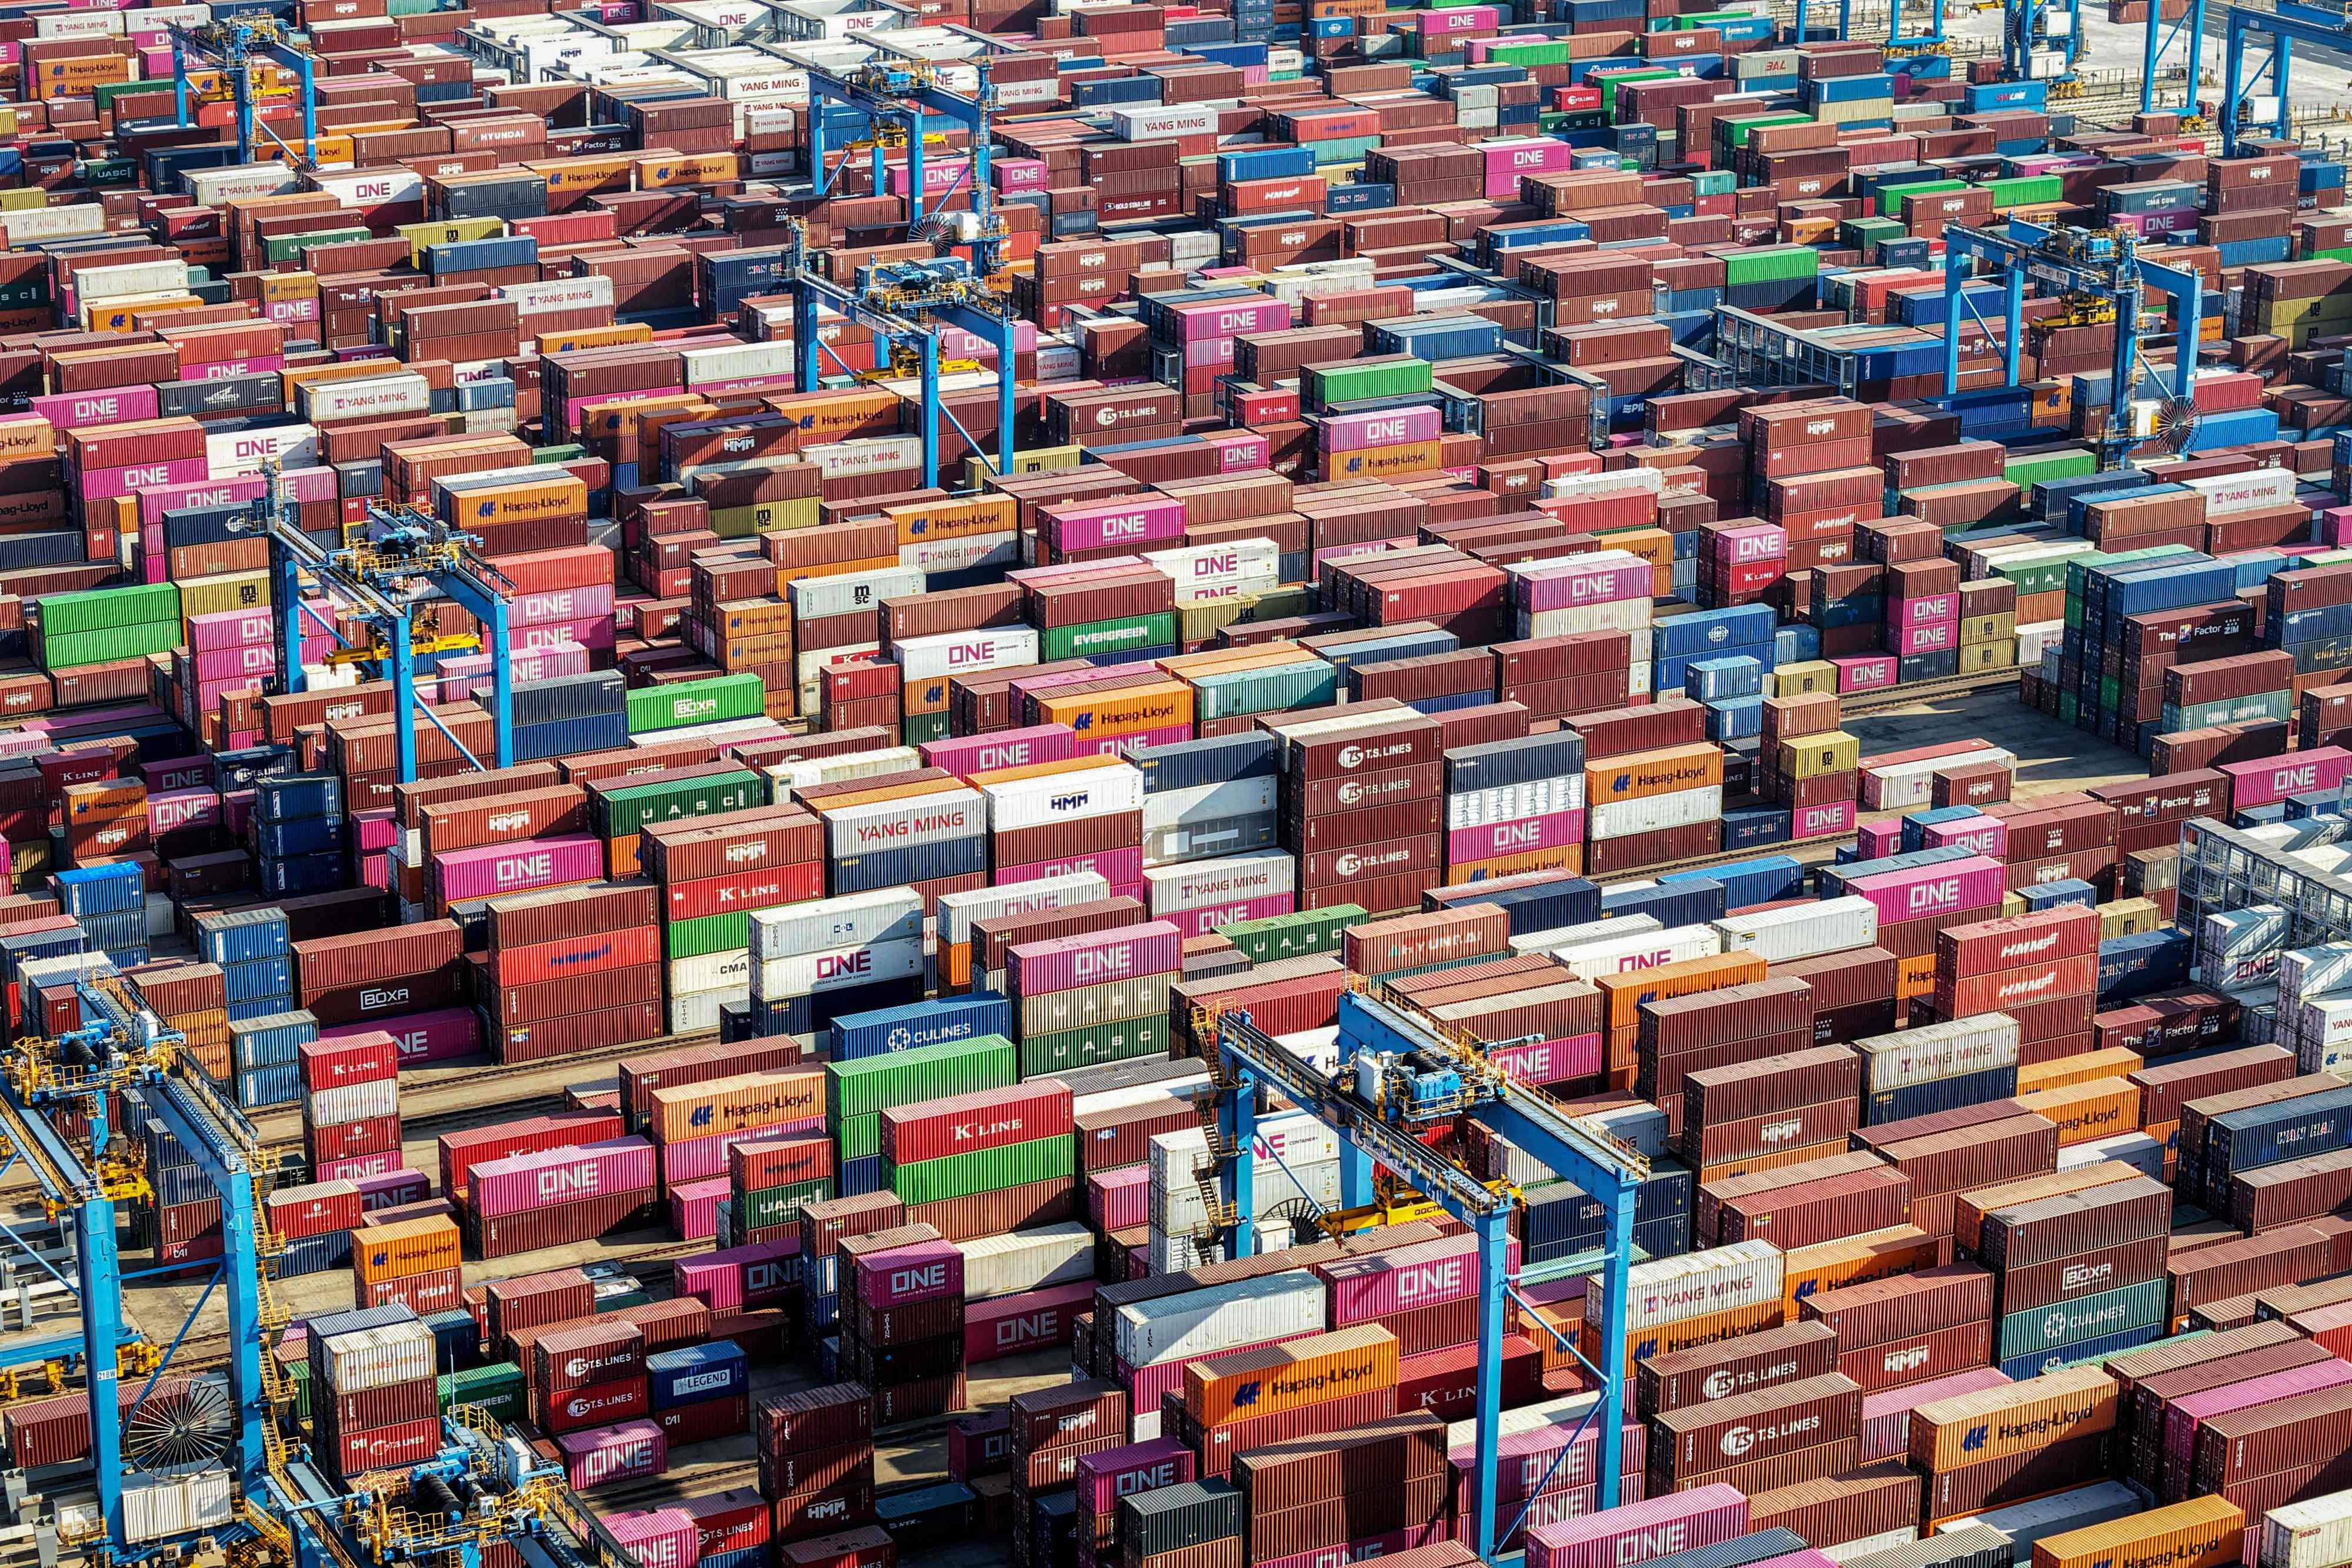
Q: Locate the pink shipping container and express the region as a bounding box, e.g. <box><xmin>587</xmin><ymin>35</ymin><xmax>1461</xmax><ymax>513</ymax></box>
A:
<box><xmin>1795</xmin><ymin>801</ymin><xmax>1859</xmax><ymax>840</ymax></box>
<box><xmin>1893</xmin><ymin>594</ymin><xmax>1957</xmax><ymax>628</ymax></box>
<box><xmin>1745</xmin><ymin>1554</ymin><xmax>1837</xmax><ymax>1568</ymax></box>
<box><xmin>1846</xmin><ymin>855</ymin><xmax>2005</xmax><ymax>924</ymax></box>
<box><xmin>1895</xmin><ymin>620</ymin><xmax>1959</xmax><ymax>657</ymax></box>
<box><xmin>854</xmin><ymin>1239</ymin><xmax>964</xmax><ymax>1308</ymax></box>
<box><xmin>1406</xmin><ymin>4</ymin><xmax>1498</xmax><ymax>28</ymax></box>
<box><xmin>1170</xmin><ymin>297</ymin><xmax>1289</xmax><ymax>345</ymax></box>
<box><xmin>918</xmin><ymin>725</ymin><xmax>1077</xmax><ymax>778</ymax></box>
<box><xmin>673</xmin><ymin>1238</ymin><xmax>801</xmax><ymax>1312</ymax></box>
<box><xmin>1007</xmin><ymin>921</ymin><xmax>1185</xmax><ymax>998</ymax></box>
<box><xmin>510</xmin><ymin>583</ymin><xmax>616</xmax><ymax>626</ymax></box>
<box><xmin>1920</xmin><ymin>817</ymin><xmax>2007</xmax><ymax>858</ymax></box>
<box><xmin>433</xmin><ymin>835</ymin><xmax>604</xmax><ymax>902</ymax></box>
<box><xmin>1158</xmin><ymin>894</ymin><xmax>1292</xmax><ymax>940</ymax></box>
<box><xmin>1489</xmin><ymin>1033</ymin><xmax>1602</xmax><ymax>1085</ymax></box>
<box><xmin>329</xmin><ymin>1008</ymin><xmax>480</xmax><ymax>1066</ymax></box>
<box><xmin>472</xmin><ymin>1136</ymin><xmax>657</xmax><ymax>1218</ymax></box>
<box><xmin>352</xmin><ymin>1168</ymin><xmax>432</xmax><ymax>1212</ymax></box>
<box><xmin>1323</xmin><ymin>407</ymin><xmax>1444</xmax><ymax>454</ymax></box>
<box><xmin>2224</xmin><ymin>747</ymin><xmax>2352</xmax><ymax>810</ymax></box>
<box><xmin>317</xmin><ymin>1150</ymin><xmax>403</xmax><ymax>1183</ymax></box>
<box><xmin>881</xmin><ymin>1081</ymin><xmax>1075</xmax><ymax>1166</ymax></box>
<box><xmin>661</xmin><ymin>1125</ymin><xmax>820</xmax><ymax>1185</ymax></box>
<box><xmin>1712</xmin><ymin>526</ymin><xmax>1786</xmax><ymax>565</ymax></box>
<box><xmin>559</xmin><ymin>1420</ymin><xmax>666</xmax><ymax>1489</ymax></box>
<box><xmin>440</xmin><ymin>1112</ymin><xmax>623</xmax><ymax>1195</ymax></box>
<box><xmin>1047</xmin><ymin>498</ymin><xmax>1187</xmax><ymax>553</ymax></box>
<box><xmin>1461</xmin><ymin>1421</ymin><xmax>1648</xmax><ymax>1504</ymax></box>
<box><xmin>1450</xmin><ymin>811</ymin><xmax>1585</xmax><ymax>864</ymax></box>
<box><xmin>299</xmin><ymin>1034</ymin><xmax>398</xmax><ymax>1090</ymax></box>
<box><xmin>1090</xmin><ymin>1166</ymin><xmax>1148</xmax><ymax>1231</ymax></box>
<box><xmin>965</xmin><ymin>1281</ymin><xmax>1092</xmax><ymax>1362</ymax></box>
<box><xmin>1322</xmin><ymin>1235</ymin><xmax>1522</xmax><ymax>1323</ymax></box>
<box><xmin>670</xmin><ymin>1178</ymin><xmax>729</xmax><ymax>1241</ymax></box>
<box><xmin>186</xmin><ymin>606</ymin><xmax>276</xmax><ymax>654</ymax></box>
<box><xmin>35</xmin><ymin>385</ymin><xmax>159</xmax><ymax>427</ymax></box>
<box><xmin>443</xmin><ymin>645</ymin><xmax>592</xmax><ymax>701</ymax></box>
<box><xmin>1515</xmin><ymin>559</ymin><xmax>1653</xmax><ymax>614</ymax></box>
<box><xmin>602</xmin><ymin>1506</ymin><xmax>699</xmax><ymax>1568</ymax></box>
<box><xmin>1482</xmin><ymin>137</ymin><xmax>1574</xmax><ymax>196</ymax></box>
<box><xmin>997</xmin><ymin>846</ymin><xmax>1147</xmax><ymax>890</ymax></box>
<box><xmin>2161</xmin><ymin>1358</ymin><xmax>2352</xmax><ymax>1477</ymax></box>
<box><xmin>1524</xmin><ymin>1485</ymin><xmax>1749</xmax><ymax>1568</ymax></box>
<box><xmin>1077</xmin><ymin>1437</ymin><xmax>1196</xmax><ymax>1517</ymax></box>
<box><xmin>82</xmin><ymin>456</ymin><xmax>206</xmax><ymax>501</ymax></box>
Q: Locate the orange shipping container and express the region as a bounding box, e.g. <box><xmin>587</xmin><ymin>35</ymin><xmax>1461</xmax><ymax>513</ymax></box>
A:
<box><xmin>1909</xmin><ymin>1365</ymin><xmax>2117</xmax><ymax>1472</ymax></box>
<box><xmin>2032</xmin><ymin>1496</ymin><xmax>2242</xmax><ymax>1568</ymax></box>
<box><xmin>1184</xmin><ymin>1324</ymin><xmax>1400</xmax><ymax>1427</ymax></box>
<box><xmin>351</xmin><ymin>1216</ymin><xmax>461</xmax><ymax>1283</ymax></box>
<box><xmin>646</xmin><ymin>1068</ymin><xmax>824</xmax><ymax>1147</ymax></box>
<box><xmin>1583</xmin><ymin>741</ymin><xmax>1723</xmax><ymax>807</ymax></box>
<box><xmin>1596</xmin><ymin>951</ymin><xmax>1766</xmax><ymax>1031</ymax></box>
<box><xmin>2016</xmin><ymin>1079</ymin><xmax>2142</xmax><ymax>1146</ymax></box>
<box><xmin>2016</xmin><ymin>1048</ymin><xmax>2143</xmax><ymax>1095</ymax></box>
<box><xmin>1780</xmin><ymin>1226</ymin><xmax>1945</xmax><ymax>1316</ymax></box>
<box><xmin>1585</xmin><ymin>1299</ymin><xmax>1782</xmax><ymax>1372</ymax></box>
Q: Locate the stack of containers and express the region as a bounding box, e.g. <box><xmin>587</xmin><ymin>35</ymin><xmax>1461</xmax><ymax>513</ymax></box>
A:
<box><xmin>196</xmin><ymin>905</ymin><xmax>292</xmax><ymax>1035</ymax></box>
<box><xmin>464</xmin><ymin>1136</ymin><xmax>657</xmax><ymax>1259</ymax></box>
<box><xmin>747</xmin><ymin>890</ymin><xmax>926</xmax><ymax>1042</ymax></box>
<box><xmin>1801</xmin><ymin>1266</ymin><xmax>1994</xmax><ymax>1393</ymax></box>
<box><xmin>644</xmin><ymin>1065</ymin><xmax>824</xmax><ymax>1208</ymax></box>
<box><xmin>478</xmin><ymin>882</ymin><xmax>664</xmax><ymax>1062</ymax></box>
<box><xmin>825</xmin><ymin>1034</ymin><xmax>1018</xmax><ymax>1199</ymax></box>
<box><xmin>308</xmin><ymin>1305</ymin><xmax>442</xmax><ymax>1482</ymax></box>
<box><xmin>1908</xmin><ymin>1367</ymin><xmax>2120</xmax><ymax>1527</ymax></box>
<box><xmin>644</xmin><ymin>804</ymin><xmax>824</xmax><ymax>1030</ymax></box>
<box><xmin>1932</xmin><ymin>906</ymin><xmax>2103</xmax><ymax>1067</ymax></box>
<box><xmin>1854</xmin><ymin>1017</ymin><xmax>2025</xmax><ymax>1128</ymax></box>
<box><xmin>533</xmin><ymin>1318</ymin><xmax>648</xmax><ymax>1440</ymax></box>
<box><xmin>647</xmin><ymin>1339</ymin><xmax>751</xmax><ymax>1453</ymax></box>
<box><xmin>1581</xmin><ymin>707</ymin><xmax>1725</xmax><ymax>875</ymax></box>
<box><xmin>1148</xmin><ymin>1115</ymin><xmax>1342</xmax><ymax>1273</ymax></box>
<box><xmin>1445</xmin><ymin>731</ymin><xmax>1586</xmax><ymax>884</ymax></box>
<box><xmin>1006</xmin><ymin>921</ymin><xmax>1182</xmax><ymax>1078</ymax></box>
<box><xmin>351</xmin><ymin>1215</ymin><xmax>465</xmax><ymax>1316</ymax></box>
<box><xmin>723</xmin><ymin>1132</ymin><xmax>836</xmax><ymax>1248</ymax></box>
<box><xmin>880</xmin><ymin>1081</ymin><xmax>1077</xmax><ymax>1242</ymax></box>
<box><xmin>254</xmin><ymin>774</ymin><xmax>343</xmax><ymax>897</ymax></box>
<box><xmin>758</xmin><ymin>1385</ymin><xmax>877</xmax><ymax>1547</ymax></box>
<box><xmin>1233</xmin><ymin>1413</ymin><xmax>1448</xmax><ymax>1565</ymax></box>
<box><xmin>1762</xmin><ymin>694</ymin><xmax>1862</xmax><ymax>843</ymax></box>
<box><xmin>228</xmin><ymin>1008</ymin><xmax>317</xmax><ymax>1114</ymax></box>
<box><xmin>811</xmin><ymin>770</ymin><xmax>985</xmax><ymax>905</ymax></box>
<box><xmin>265</xmin><ymin>1179</ymin><xmax>360</xmax><ymax>1278</ymax></box>
<box><xmin>1008</xmin><ymin>1379</ymin><xmax>1133</xmax><ymax>1563</ymax></box>
<box><xmin>57</xmin><ymin>862</ymin><xmax>146</xmax><ymax>963</ymax></box>
<box><xmin>1648</xmin><ymin>1369</ymin><xmax>1865</xmax><ymax>1494</ymax></box>
<box><xmin>1272</xmin><ymin>706</ymin><xmax>1445</xmax><ymax>915</ymax></box>
<box><xmin>960</xmin><ymin>1224</ymin><xmax>1093</xmax><ymax>1364</ymax></box>
<box><xmin>979</xmin><ymin>754</ymin><xmax>1144</xmax><ymax>901</ymax></box>
<box><xmin>299</xmin><ymin>1029</ymin><xmax>401</xmax><ymax>1183</ymax></box>
<box><xmin>1130</xmin><ymin>733</ymin><xmax>1279</xmax><ymax>884</ymax></box>
<box><xmin>847</xmin><ymin>1227</ymin><xmax>967</xmax><ymax>1423</ymax></box>
<box><xmin>1583</xmin><ymin>1241</ymin><xmax>1784</xmax><ymax>1375</ymax></box>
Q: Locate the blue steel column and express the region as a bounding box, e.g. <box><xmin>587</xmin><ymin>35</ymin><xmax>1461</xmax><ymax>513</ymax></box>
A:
<box><xmin>1940</xmin><ymin>242</ymin><xmax>1966</xmax><ymax>396</ymax></box>
<box><xmin>995</xmin><ymin>317</ymin><xmax>1017</xmax><ymax>480</ymax></box>
<box><xmin>220</xmin><ymin>1164</ymin><xmax>265</xmax><ymax>1485</ymax></box>
<box><xmin>298</xmin><ymin>52</ymin><xmax>316</xmax><ymax>161</ymax></box>
<box><xmin>2183</xmin><ymin>0</ymin><xmax>2204</xmax><ymax>122</ymax></box>
<box><xmin>918</xmin><ymin>335</ymin><xmax>941</xmax><ymax>491</ymax></box>
<box><xmin>2003</xmin><ymin>266</ymin><xmax>2024</xmax><ymax>391</ymax></box>
<box><xmin>173</xmin><ymin>37</ymin><xmax>190</xmax><ymax>131</ymax></box>
<box><xmin>273</xmin><ymin>535</ymin><xmax>306</xmax><ymax>694</ymax></box>
<box><xmin>2224</xmin><ymin>14</ymin><xmax>2247</xmax><ymax>155</ymax></box>
<box><xmin>1221</xmin><ymin>1071</ymin><xmax>1257</xmax><ymax>1259</ymax></box>
<box><xmin>487</xmin><ymin>591</ymin><xmax>515</xmax><ymax>768</ymax></box>
<box><xmin>392</xmin><ymin>603</ymin><xmax>417</xmax><ymax>785</ymax></box>
<box><xmin>2274</xmin><ymin>33</ymin><xmax>2292</xmax><ymax>138</ymax></box>
<box><xmin>794</xmin><ymin>278</ymin><xmax>819</xmax><ymax>392</ymax></box>
<box><xmin>1471</xmin><ymin>1208</ymin><xmax>1511</xmax><ymax>1559</ymax></box>
<box><xmin>908</xmin><ymin>118</ymin><xmax>927</xmax><ymax>231</ymax></box>
<box><xmin>2142</xmin><ymin>2</ymin><xmax>2161</xmax><ymax>110</ymax></box>
<box><xmin>81</xmin><ymin>1084</ymin><xmax>125</xmax><ymax>1556</ymax></box>
<box><xmin>1597</xmin><ymin>1181</ymin><xmax>1637</xmax><ymax>1508</ymax></box>
<box><xmin>1337</xmin><ymin>1138</ymin><xmax>1372</xmax><ymax>1210</ymax></box>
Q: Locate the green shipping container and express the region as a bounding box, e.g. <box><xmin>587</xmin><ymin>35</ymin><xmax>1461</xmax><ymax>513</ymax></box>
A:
<box><xmin>2002</xmin><ymin>446</ymin><xmax>2095</xmax><ymax>489</ymax></box>
<box><xmin>1194</xmin><ymin>663</ymin><xmax>1338</xmax><ymax>721</ymax></box>
<box><xmin>1723</xmin><ymin>245</ymin><xmax>1819</xmax><ymax>286</ymax></box>
<box><xmin>1018</xmin><ymin>1014</ymin><xmax>1167</xmax><ymax>1077</ymax></box>
<box><xmin>838</xmin><ymin>1111</ymin><xmax>881</xmax><ymax>1164</ymax></box>
<box><xmin>594</xmin><ymin>768</ymin><xmax>767</xmax><ymax>837</ymax></box>
<box><xmin>42</xmin><ymin>622</ymin><xmax>183</xmax><ymax>670</ymax></box>
<box><xmin>1302</xmin><ymin>356</ymin><xmax>1432</xmax><ymax>410</ymax></box>
<box><xmin>738</xmin><ymin>1178</ymin><xmax>834</xmax><ymax>1231</ymax></box>
<box><xmin>887</xmin><ymin>1132</ymin><xmax>1074</xmax><ymax>1205</ymax></box>
<box><xmin>667</xmin><ymin>911</ymin><xmax>749</xmax><ymax>961</ymax></box>
<box><xmin>1217</xmin><ymin>906</ymin><xmax>1367</xmax><ymax>964</ymax></box>
<box><xmin>266</xmin><ymin>228</ymin><xmax>370</xmax><ymax>264</ymax></box>
<box><xmin>1595</xmin><ymin>67</ymin><xmax>1679</xmax><ymax>115</ymax></box>
<box><xmin>1491</xmin><ymin>39</ymin><xmax>1576</xmax><ymax>66</ymax></box>
<box><xmin>903</xmin><ymin>711</ymin><xmax>951</xmax><ymax>745</ymax></box>
<box><xmin>285</xmin><ymin>1359</ymin><xmax>311</xmax><ymax>1424</ymax></box>
<box><xmin>826</xmin><ymin>1034</ymin><xmax>1018</xmax><ymax>1125</ymax></box>
<box><xmin>1043</xmin><ymin>612</ymin><xmax>1178</xmax><ymax>660</ymax></box>
<box><xmin>1719</xmin><ymin>111</ymin><xmax>1809</xmax><ymax>152</ymax></box>
<box><xmin>440</xmin><ymin>1362</ymin><xmax>526</xmax><ymax>1425</ymax></box>
<box><xmin>38</xmin><ymin>583</ymin><xmax>178</xmax><ymax>640</ymax></box>
<box><xmin>1984</xmin><ymin>174</ymin><xmax>2063</xmax><ymax>209</ymax></box>
<box><xmin>626</xmin><ymin>671</ymin><xmax>766</xmax><ymax>734</ymax></box>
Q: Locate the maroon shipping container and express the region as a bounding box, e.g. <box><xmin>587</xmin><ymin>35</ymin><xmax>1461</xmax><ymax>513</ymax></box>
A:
<box><xmin>2132</xmin><ymin>1045</ymin><xmax>2297</xmax><ymax>1128</ymax></box>
<box><xmin>440</xmin><ymin>1112</ymin><xmax>623</xmax><ymax>1198</ymax></box>
<box><xmin>619</xmin><ymin>1039</ymin><xmax>803</xmax><ymax>1132</ymax></box>
<box><xmin>1715</xmin><ymin>1166</ymin><xmax>1913</xmax><ymax>1249</ymax></box>
<box><xmin>1744</xmin><ymin>1462</ymin><xmax>1920</xmax><ymax>1549</ymax></box>
<box><xmin>757</xmin><ymin>1384</ymin><xmax>875</xmax><ymax>1454</ymax></box>
<box><xmin>486</xmin><ymin>881</ymin><xmax>662</xmax><ymax>952</ymax></box>
<box><xmin>1800</xmin><ymin>1266</ymin><xmax>1993</xmax><ymax>1348</ymax></box>
<box><xmin>534</xmin><ymin>1319</ymin><xmax>645</xmax><ymax>1396</ymax></box>
<box><xmin>2000</xmin><ymin>1234</ymin><xmax>2169</xmax><ymax>1315</ymax></box>
<box><xmin>2168</xmin><ymin>1226</ymin><xmax>2337</xmax><ymax>1329</ymax></box>
<box><xmin>484</xmin><ymin>1268</ymin><xmax>594</xmax><ymax>1343</ymax></box>
<box><xmin>1635</xmin><ymin>1320</ymin><xmax>1839</xmax><ymax>1418</ymax></box>
<box><xmin>1838</xmin><ymin>1318</ymin><xmax>1994</xmax><ymax>1393</ymax></box>
<box><xmin>2194</xmin><ymin>1380</ymin><xmax>2352</xmax><ymax>1490</ymax></box>
<box><xmin>1681</xmin><ymin>1045</ymin><xmax>1863</xmax><ymax>1129</ymax></box>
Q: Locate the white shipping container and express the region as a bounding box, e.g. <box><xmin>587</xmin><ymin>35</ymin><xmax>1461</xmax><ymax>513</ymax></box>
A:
<box><xmin>1142</xmin><ymin>850</ymin><xmax>1294</xmax><ymax>914</ymax></box>
<box><xmin>1588</xmin><ymin>785</ymin><xmax>1719</xmax><ymax>840</ymax></box>
<box><xmin>821</xmin><ymin>788</ymin><xmax>983</xmax><ymax>857</ymax></box>
<box><xmin>1869</xmin><ymin>747</ymin><xmax>2013</xmax><ymax>812</ymax></box>
<box><xmin>937</xmin><ymin>872</ymin><xmax>1111</xmax><ymax>947</ymax></box>
<box><xmin>1112</xmin><ymin>1269</ymin><xmax>1327</xmax><ymax>1366</ymax></box>
<box><xmin>1515</xmin><ymin>912</ymin><xmax>1659</xmax><ymax>957</ymax></box>
<box><xmin>683</xmin><ymin>339</ymin><xmax>794</xmax><ymax>387</ymax></box>
<box><xmin>983</xmin><ymin>762</ymin><xmax>1144</xmax><ymax>832</ymax></box>
<box><xmin>1854</xmin><ymin>1014</ymin><xmax>2020</xmax><ymax>1091</ymax></box>
<box><xmin>671</xmin><ymin>987</ymin><xmax>746</xmax><ymax>1035</ymax></box>
<box><xmin>752</xmin><ymin>934</ymin><xmax>924</xmax><ymax>1000</ymax></box>
<box><xmin>767</xmin><ymin>746</ymin><xmax>921</xmax><ymax>792</ymax></box>
<box><xmin>893</xmin><ymin>626</ymin><xmax>1040</xmax><ymax>684</ymax></box>
<box><xmin>78</xmin><ymin>259</ymin><xmax>192</xmax><ymax>302</ymax></box>
<box><xmin>957</xmin><ymin>1223</ymin><xmax>1094</xmax><ymax>1300</ymax></box>
<box><xmin>1585</xmin><ymin>1240</ymin><xmax>1782</xmax><ymax>1335</ymax></box>
<box><xmin>2261</xmin><ymin>1490</ymin><xmax>2352</xmax><ymax>1568</ymax></box>
<box><xmin>302</xmin><ymin>374</ymin><xmax>432</xmax><ymax>424</ymax></box>
<box><xmin>669</xmin><ymin>947</ymin><xmax>751</xmax><ymax>998</ymax></box>
<box><xmin>1940</xmin><ymin>1480</ymin><xmax>2140</xmax><ymax>1563</ymax></box>
<box><xmin>1552</xmin><ymin>923</ymin><xmax>1720</xmax><ymax>982</ymax></box>
<box><xmin>1074</xmin><ymin>1078</ymin><xmax>1208</xmax><ymax>1119</ymax></box>
<box><xmin>1446</xmin><ymin>774</ymin><xmax>1585</xmax><ymax>830</ymax></box>
<box><xmin>749</xmin><ymin>888</ymin><xmax>924</xmax><ymax>962</ymax></box>
<box><xmin>309</xmin><ymin>168</ymin><xmax>427</xmax><ymax>208</ymax></box>
<box><xmin>1143</xmin><ymin>777</ymin><xmax>1275</xmax><ymax>832</ymax></box>
<box><xmin>208</xmin><ymin>423</ymin><xmax>318</xmax><ymax>477</ymax></box>
<box><xmin>903</xmin><ymin>533</ymin><xmax>1017</xmax><ymax>577</ymax></box>
<box><xmin>1110</xmin><ymin>102</ymin><xmax>1219</xmax><ymax>139</ymax></box>
<box><xmin>305</xmin><ymin>1078</ymin><xmax>398</xmax><ymax>1126</ymax></box>
<box><xmin>1820</xmin><ymin>1531</ymin><xmax>1919</xmax><ymax>1565</ymax></box>
<box><xmin>182</xmin><ymin>165</ymin><xmax>298</xmax><ymax>207</ymax></box>
<box><xmin>1148</xmin><ymin>1115</ymin><xmax>1341</xmax><ymax>1179</ymax></box>
<box><xmin>1713</xmin><ymin>895</ymin><xmax>1880</xmax><ymax>965</ymax></box>
<box><xmin>320</xmin><ymin>1323</ymin><xmax>435</xmax><ymax>1391</ymax></box>
<box><xmin>1524</xmin><ymin>596</ymin><xmax>1655</xmax><ymax>641</ymax></box>
<box><xmin>2184</xmin><ymin>466</ymin><xmax>2298</xmax><ymax>518</ymax></box>
<box><xmin>2057</xmin><ymin>1132</ymin><xmax>2163</xmax><ymax>1182</ymax></box>
<box><xmin>2280</xmin><ymin>942</ymin><xmax>2352</xmax><ymax>1007</ymax></box>
<box><xmin>789</xmin><ymin>566</ymin><xmax>925</xmax><ymax>621</ymax></box>
<box><xmin>503</xmin><ymin>275</ymin><xmax>617</xmax><ymax>315</ymax></box>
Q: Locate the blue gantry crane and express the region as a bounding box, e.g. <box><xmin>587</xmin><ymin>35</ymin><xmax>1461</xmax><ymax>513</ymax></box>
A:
<box><xmin>168</xmin><ymin>19</ymin><xmax>321</xmax><ymax>170</ymax></box>
<box><xmin>1939</xmin><ymin>219</ymin><xmax>2205</xmax><ymax>469</ymax></box>
<box><xmin>1204</xmin><ymin>988</ymin><xmax>1649</xmax><ymax>1563</ymax></box>
<box><xmin>2221</xmin><ymin>0</ymin><xmax>2343</xmax><ymax>153</ymax></box>
<box><xmin>235</xmin><ymin>465</ymin><xmax>519</xmax><ymax>786</ymax></box>
<box><xmin>2139</xmin><ymin>0</ymin><xmax>2209</xmax><ymax>116</ymax></box>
